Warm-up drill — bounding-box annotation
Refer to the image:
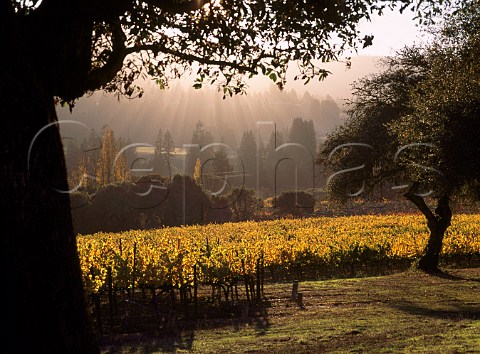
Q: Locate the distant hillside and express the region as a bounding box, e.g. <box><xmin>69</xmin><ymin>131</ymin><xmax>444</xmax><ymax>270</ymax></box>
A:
<box><xmin>248</xmin><ymin>55</ymin><xmax>384</xmax><ymax>100</ymax></box>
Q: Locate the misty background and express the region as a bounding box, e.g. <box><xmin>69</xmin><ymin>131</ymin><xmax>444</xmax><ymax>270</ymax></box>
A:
<box><xmin>56</xmin><ymin>56</ymin><xmax>381</xmax><ymax>149</ymax></box>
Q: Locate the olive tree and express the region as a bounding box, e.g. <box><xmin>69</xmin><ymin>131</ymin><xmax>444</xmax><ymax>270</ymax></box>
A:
<box><xmin>319</xmin><ymin>1</ymin><xmax>480</xmax><ymax>273</ymax></box>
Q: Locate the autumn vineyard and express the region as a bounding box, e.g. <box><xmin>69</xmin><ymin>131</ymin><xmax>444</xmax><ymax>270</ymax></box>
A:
<box><xmin>78</xmin><ymin>213</ymin><xmax>480</xmax><ymax>332</ymax></box>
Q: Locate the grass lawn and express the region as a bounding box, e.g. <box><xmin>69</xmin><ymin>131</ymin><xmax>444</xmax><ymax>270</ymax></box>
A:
<box><xmin>99</xmin><ymin>267</ymin><xmax>480</xmax><ymax>353</ymax></box>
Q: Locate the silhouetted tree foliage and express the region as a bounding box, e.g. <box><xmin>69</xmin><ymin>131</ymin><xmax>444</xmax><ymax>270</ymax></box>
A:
<box><xmin>228</xmin><ymin>187</ymin><xmax>263</xmax><ymax>221</ymax></box>
<box><xmin>72</xmin><ymin>175</ymin><xmax>170</xmax><ymax>233</ymax></box>
<box><xmin>206</xmin><ymin>195</ymin><xmax>233</xmax><ymax>224</ymax></box>
<box><xmin>72</xmin><ymin>174</ymin><xmax>230</xmax><ymax>232</ymax></box>
<box><xmin>274</xmin><ymin>191</ymin><xmax>315</xmax><ymax>214</ymax></box>
<box><xmin>319</xmin><ymin>1</ymin><xmax>480</xmax><ymax>272</ymax></box>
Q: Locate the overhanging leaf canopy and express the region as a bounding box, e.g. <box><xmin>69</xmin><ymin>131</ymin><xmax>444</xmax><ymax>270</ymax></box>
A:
<box><xmin>7</xmin><ymin>0</ymin><xmax>457</xmax><ymax>104</ymax></box>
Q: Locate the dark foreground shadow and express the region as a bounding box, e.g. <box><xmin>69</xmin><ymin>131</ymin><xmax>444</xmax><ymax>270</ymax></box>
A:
<box><xmin>231</xmin><ymin>302</ymin><xmax>271</xmax><ymax>336</ymax></box>
<box><xmin>99</xmin><ymin>329</ymin><xmax>195</xmax><ymax>354</ymax></box>
<box><xmin>99</xmin><ymin>301</ymin><xmax>273</xmax><ymax>353</ymax></box>
<box><xmin>422</xmin><ymin>269</ymin><xmax>480</xmax><ymax>283</ymax></box>
<box><xmin>391</xmin><ymin>301</ymin><xmax>480</xmax><ymax>321</ymax></box>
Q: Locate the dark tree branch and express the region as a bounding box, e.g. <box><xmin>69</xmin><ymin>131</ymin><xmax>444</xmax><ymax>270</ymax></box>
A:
<box><xmin>84</xmin><ymin>25</ymin><xmax>263</xmax><ymax>94</ymax></box>
<box><xmin>404</xmin><ymin>183</ymin><xmax>452</xmax><ymax>224</ymax></box>
<box><xmin>403</xmin><ymin>183</ymin><xmax>436</xmax><ymax>222</ymax></box>
<box><xmin>91</xmin><ymin>0</ymin><xmax>211</xmax><ymax>20</ymax></box>
<box><xmin>434</xmin><ymin>194</ymin><xmax>452</xmax><ymax>225</ymax></box>
<box><xmin>126</xmin><ymin>43</ymin><xmax>257</xmax><ymax>74</ymax></box>
<box><xmin>149</xmin><ymin>0</ymin><xmax>212</xmax><ymax>13</ymax></box>
<box><xmin>86</xmin><ymin>21</ymin><xmax>127</xmax><ymax>91</ymax></box>
<box><xmin>415</xmin><ymin>190</ymin><xmax>451</xmax><ymax>272</ymax></box>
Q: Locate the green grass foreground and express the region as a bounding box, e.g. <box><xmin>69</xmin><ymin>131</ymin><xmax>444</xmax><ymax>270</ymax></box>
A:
<box><xmin>99</xmin><ymin>267</ymin><xmax>480</xmax><ymax>353</ymax></box>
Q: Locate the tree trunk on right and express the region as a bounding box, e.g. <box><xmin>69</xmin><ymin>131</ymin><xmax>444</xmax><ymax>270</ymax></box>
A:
<box><xmin>404</xmin><ymin>192</ymin><xmax>452</xmax><ymax>273</ymax></box>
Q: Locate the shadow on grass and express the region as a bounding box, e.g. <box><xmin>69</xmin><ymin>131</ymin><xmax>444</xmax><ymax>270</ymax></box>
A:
<box><xmin>231</xmin><ymin>301</ymin><xmax>272</xmax><ymax>336</ymax></box>
<box><xmin>99</xmin><ymin>300</ymin><xmax>273</xmax><ymax>353</ymax></box>
<box><xmin>428</xmin><ymin>269</ymin><xmax>480</xmax><ymax>283</ymax></box>
<box><xmin>99</xmin><ymin>329</ymin><xmax>195</xmax><ymax>354</ymax></box>
<box><xmin>392</xmin><ymin>301</ymin><xmax>480</xmax><ymax>321</ymax></box>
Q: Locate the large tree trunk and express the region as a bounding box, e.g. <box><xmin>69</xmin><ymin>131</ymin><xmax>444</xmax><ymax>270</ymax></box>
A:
<box><xmin>417</xmin><ymin>196</ymin><xmax>452</xmax><ymax>272</ymax></box>
<box><xmin>0</xmin><ymin>43</ymin><xmax>99</xmax><ymax>354</ymax></box>
<box><xmin>404</xmin><ymin>192</ymin><xmax>452</xmax><ymax>273</ymax></box>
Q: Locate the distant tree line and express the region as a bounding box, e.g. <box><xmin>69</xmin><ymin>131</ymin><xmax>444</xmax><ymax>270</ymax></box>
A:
<box><xmin>65</xmin><ymin>118</ymin><xmax>321</xmax><ymax>234</ymax></box>
<box><xmin>66</xmin><ymin>116</ymin><xmax>320</xmax><ymax>197</ymax></box>
<box><xmin>183</xmin><ymin>116</ymin><xmax>320</xmax><ymax>198</ymax></box>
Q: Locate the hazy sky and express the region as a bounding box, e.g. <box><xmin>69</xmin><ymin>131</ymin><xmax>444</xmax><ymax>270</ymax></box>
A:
<box><xmin>355</xmin><ymin>7</ymin><xmax>430</xmax><ymax>56</ymax></box>
<box><xmin>247</xmin><ymin>8</ymin><xmax>431</xmax><ymax>99</ymax></box>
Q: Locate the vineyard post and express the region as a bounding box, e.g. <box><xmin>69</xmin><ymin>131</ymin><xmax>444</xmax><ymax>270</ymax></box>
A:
<box><xmin>170</xmin><ymin>286</ymin><xmax>175</xmax><ymax>305</ymax></box>
<box><xmin>193</xmin><ymin>264</ymin><xmax>198</xmax><ymax>318</ymax></box>
<box><xmin>167</xmin><ymin>310</ymin><xmax>177</xmax><ymax>330</ymax></box>
<box><xmin>292</xmin><ymin>280</ymin><xmax>299</xmax><ymax>300</ymax></box>
<box><xmin>131</xmin><ymin>242</ymin><xmax>137</xmax><ymax>322</ymax></box>
<box><xmin>142</xmin><ymin>286</ymin><xmax>147</xmax><ymax>301</ymax></box>
<box><xmin>93</xmin><ymin>293</ymin><xmax>103</xmax><ymax>334</ymax></box>
<box><xmin>250</xmin><ymin>277</ymin><xmax>255</xmax><ymax>302</ymax></box>
<box><xmin>122</xmin><ymin>288</ymin><xmax>127</xmax><ymax>329</ymax></box>
<box><xmin>230</xmin><ymin>282</ymin><xmax>235</xmax><ymax>303</ymax></box>
<box><xmin>182</xmin><ymin>286</ymin><xmax>189</xmax><ymax>319</ymax></box>
<box><xmin>107</xmin><ymin>266</ymin><xmax>114</xmax><ymax>332</ymax></box>
<box><xmin>261</xmin><ymin>254</ymin><xmax>265</xmax><ymax>296</ymax></box>
<box><xmin>256</xmin><ymin>258</ymin><xmax>261</xmax><ymax>303</ymax></box>
<box><xmin>241</xmin><ymin>301</ymin><xmax>249</xmax><ymax>319</ymax></box>
<box><xmin>241</xmin><ymin>259</ymin><xmax>250</xmax><ymax>303</ymax></box>
<box><xmin>150</xmin><ymin>288</ymin><xmax>161</xmax><ymax>325</ymax></box>
<box><xmin>119</xmin><ymin>238</ymin><xmax>125</xmax><ymax>326</ymax></box>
